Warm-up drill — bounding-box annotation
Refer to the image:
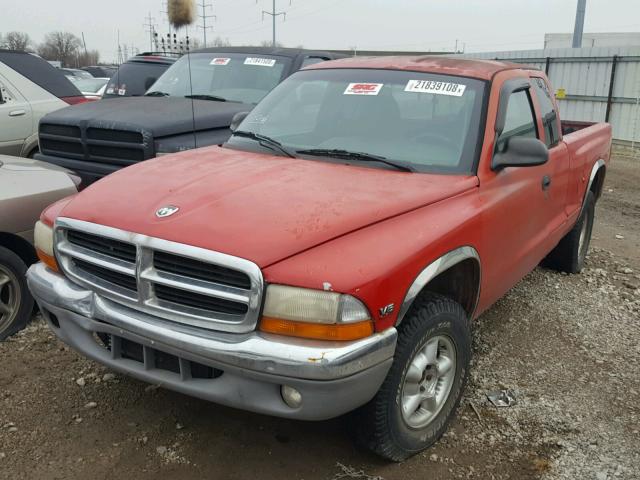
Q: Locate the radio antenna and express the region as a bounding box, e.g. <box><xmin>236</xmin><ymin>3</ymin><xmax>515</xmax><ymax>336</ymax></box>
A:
<box><xmin>168</xmin><ymin>0</ymin><xmax>197</xmax><ymax>149</ymax></box>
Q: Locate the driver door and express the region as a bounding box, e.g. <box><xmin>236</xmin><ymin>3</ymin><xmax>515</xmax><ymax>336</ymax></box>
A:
<box><xmin>478</xmin><ymin>80</ymin><xmax>554</xmax><ymax>305</ymax></box>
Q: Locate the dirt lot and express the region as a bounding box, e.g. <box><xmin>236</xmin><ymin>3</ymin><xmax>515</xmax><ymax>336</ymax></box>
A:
<box><xmin>1</xmin><ymin>153</ymin><xmax>638</xmax><ymax>480</ymax></box>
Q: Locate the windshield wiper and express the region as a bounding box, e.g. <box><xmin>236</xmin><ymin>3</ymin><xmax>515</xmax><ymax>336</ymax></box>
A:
<box><xmin>145</xmin><ymin>91</ymin><xmax>169</xmax><ymax>97</ymax></box>
<box><xmin>185</xmin><ymin>94</ymin><xmax>227</xmax><ymax>102</ymax></box>
<box><xmin>232</xmin><ymin>130</ymin><xmax>296</xmax><ymax>158</ymax></box>
<box><xmin>296</xmin><ymin>148</ymin><xmax>414</xmax><ymax>172</ymax></box>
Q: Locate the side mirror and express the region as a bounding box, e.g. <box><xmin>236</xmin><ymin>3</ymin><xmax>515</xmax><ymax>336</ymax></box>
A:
<box><xmin>144</xmin><ymin>77</ymin><xmax>158</xmax><ymax>91</ymax></box>
<box><xmin>492</xmin><ymin>136</ymin><xmax>549</xmax><ymax>170</ymax></box>
<box><xmin>230</xmin><ymin>111</ymin><xmax>250</xmax><ymax>132</ymax></box>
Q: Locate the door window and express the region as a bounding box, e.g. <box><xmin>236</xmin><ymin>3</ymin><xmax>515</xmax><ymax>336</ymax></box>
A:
<box><xmin>497</xmin><ymin>89</ymin><xmax>537</xmax><ymax>150</ymax></box>
<box><xmin>532</xmin><ymin>77</ymin><xmax>560</xmax><ymax>148</ymax></box>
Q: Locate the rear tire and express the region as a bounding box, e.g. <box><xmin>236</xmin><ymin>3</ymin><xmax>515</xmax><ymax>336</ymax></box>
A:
<box><xmin>544</xmin><ymin>191</ymin><xmax>595</xmax><ymax>274</ymax></box>
<box><xmin>351</xmin><ymin>293</ymin><xmax>471</xmax><ymax>462</ymax></box>
<box><xmin>0</xmin><ymin>246</ymin><xmax>34</xmax><ymax>341</ymax></box>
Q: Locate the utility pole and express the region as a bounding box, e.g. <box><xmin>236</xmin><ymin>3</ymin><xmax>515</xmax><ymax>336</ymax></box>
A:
<box><xmin>197</xmin><ymin>1</ymin><xmax>215</xmax><ymax>48</ymax></box>
<box><xmin>261</xmin><ymin>0</ymin><xmax>288</xmax><ymax>47</ymax></box>
<box><xmin>143</xmin><ymin>12</ymin><xmax>156</xmax><ymax>52</ymax></box>
<box><xmin>160</xmin><ymin>0</ymin><xmax>172</xmax><ymax>41</ymax></box>
<box><xmin>572</xmin><ymin>0</ymin><xmax>587</xmax><ymax>48</ymax></box>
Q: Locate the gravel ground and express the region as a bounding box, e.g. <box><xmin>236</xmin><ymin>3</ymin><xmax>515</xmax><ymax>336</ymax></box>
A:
<box><xmin>0</xmin><ymin>153</ymin><xmax>638</xmax><ymax>480</ymax></box>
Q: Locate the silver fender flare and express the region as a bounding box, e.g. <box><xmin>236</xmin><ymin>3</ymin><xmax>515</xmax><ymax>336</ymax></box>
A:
<box><xmin>395</xmin><ymin>246</ymin><xmax>481</xmax><ymax>326</ymax></box>
<box><xmin>580</xmin><ymin>159</ymin><xmax>606</xmax><ymax>216</ymax></box>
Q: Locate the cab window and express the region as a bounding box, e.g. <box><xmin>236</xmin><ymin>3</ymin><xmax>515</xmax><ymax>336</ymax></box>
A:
<box><xmin>532</xmin><ymin>77</ymin><xmax>560</xmax><ymax>148</ymax></box>
<box><xmin>497</xmin><ymin>89</ymin><xmax>537</xmax><ymax>150</ymax></box>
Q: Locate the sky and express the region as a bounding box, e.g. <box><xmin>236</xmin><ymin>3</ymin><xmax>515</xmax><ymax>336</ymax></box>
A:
<box><xmin>2</xmin><ymin>0</ymin><xmax>640</xmax><ymax>63</ymax></box>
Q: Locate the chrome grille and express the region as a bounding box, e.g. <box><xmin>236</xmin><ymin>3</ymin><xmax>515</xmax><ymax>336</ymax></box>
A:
<box><xmin>54</xmin><ymin>218</ymin><xmax>263</xmax><ymax>333</ymax></box>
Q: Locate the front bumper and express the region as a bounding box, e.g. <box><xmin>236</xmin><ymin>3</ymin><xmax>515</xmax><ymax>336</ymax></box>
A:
<box><xmin>27</xmin><ymin>263</ymin><xmax>397</xmax><ymax>420</ymax></box>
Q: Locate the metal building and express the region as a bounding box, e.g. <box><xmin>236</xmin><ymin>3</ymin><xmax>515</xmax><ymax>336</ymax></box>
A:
<box><xmin>457</xmin><ymin>46</ymin><xmax>640</xmax><ymax>145</ymax></box>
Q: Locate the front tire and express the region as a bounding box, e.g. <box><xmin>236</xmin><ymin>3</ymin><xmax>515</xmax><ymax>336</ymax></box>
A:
<box><xmin>0</xmin><ymin>246</ymin><xmax>34</xmax><ymax>341</ymax></box>
<box><xmin>352</xmin><ymin>293</ymin><xmax>471</xmax><ymax>462</ymax></box>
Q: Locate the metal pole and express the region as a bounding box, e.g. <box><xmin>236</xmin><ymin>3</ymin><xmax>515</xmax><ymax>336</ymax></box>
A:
<box><xmin>203</xmin><ymin>3</ymin><xmax>207</xmax><ymax>47</ymax></box>
<box><xmin>273</xmin><ymin>0</ymin><xmax>276</xmax><ymax>47</ymax></box>
<box><xmin>572</xmin><ymin>0</ymin><xmax>587</xmax><ymax>48</ymax></box>
<box><xmin>261</xmin><ymin>1</ymin><xmax>286</xmax><ymax>47</ymax></box>
<box><xmin>605</xmin><ymin>55</ymin><xmax>618</xmax><ymax>123</ymax></box>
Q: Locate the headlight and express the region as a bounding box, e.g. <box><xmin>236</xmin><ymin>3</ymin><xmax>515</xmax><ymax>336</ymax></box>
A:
<box><xmin>34</xmin><ymin>221</ymin><xmax>59</xmax><ymax>272</ymax></box>
<box><xmin>259</xmin><ymin>285</ymin><xmax>373</xmax><ymax>341</ymax></box>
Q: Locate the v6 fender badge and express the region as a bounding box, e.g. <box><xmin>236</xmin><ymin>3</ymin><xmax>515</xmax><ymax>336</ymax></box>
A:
<box><xmin>156</xmin><ymin>205</ymin><xmax>180</xmax><ymax>218</ymax></box>
<box><xmin>379</xmin><ymin>303</ymin><xmax>395</xmax><ymax>317</ymax></box>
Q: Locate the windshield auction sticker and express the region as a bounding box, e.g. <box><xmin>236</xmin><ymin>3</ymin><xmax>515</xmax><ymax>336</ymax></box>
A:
<box><xmin>344</xmin><ymin>83</ymin><xmax>384</xmax><ymax>96</ymax></box>
<box><xmin>210</xmin><ymin>58</ymin><xmax>231</xmax><ymax>65</ymax></box>
<box><xmin>405</xmin><ymin>80</ymin><xmax>466</xmax><ymax>97</ymax></box>
<box><xmin>244</xmin><ymin>57</ymin><xmax>277</xmax><ymax>67</ymax></box>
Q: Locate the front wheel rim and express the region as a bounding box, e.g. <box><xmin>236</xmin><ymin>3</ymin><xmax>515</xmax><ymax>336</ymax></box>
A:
<box><xmin>0</xmin><ymin>266</ymin><xmax>20</xmax><ymax>333</ymax></box>
<box><xmin>400</xmin><ymin>335</ymin><xmax>457</xmax><ymax>430</ymax></box>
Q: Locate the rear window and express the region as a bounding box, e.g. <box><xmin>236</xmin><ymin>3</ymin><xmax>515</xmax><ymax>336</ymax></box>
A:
<box><xmin>0</xmin><ymin>51</ymin><xmax>81</xmax><ymax>98</ymax></box>
<box><xmin>103</xmin><ymin>61</ymin><xmax>172</xmax><ymax>98</ymax></box>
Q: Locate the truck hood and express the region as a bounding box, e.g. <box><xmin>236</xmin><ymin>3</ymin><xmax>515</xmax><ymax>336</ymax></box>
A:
<box><xmin>58</xmin><ymin>147</ymin><xmax>478</xmax><ymax>267</ymax></box>
<box><xmin>40</xmin><ymin>97</ymin><xmax>250</xmax><ymax>138</ymax></box>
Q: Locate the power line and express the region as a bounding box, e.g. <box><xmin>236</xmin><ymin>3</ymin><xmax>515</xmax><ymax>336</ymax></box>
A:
<box><xmin>197</xmin><ymin>2</ymin><xmax>216</xmax><ymax>47</ymax></box>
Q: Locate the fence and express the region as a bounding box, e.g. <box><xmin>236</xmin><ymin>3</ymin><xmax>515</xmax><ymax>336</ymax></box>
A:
<box><xmin>456</xmin><ymin>46</ymin><xmax>640</xmax><ymax>146</ymax></box>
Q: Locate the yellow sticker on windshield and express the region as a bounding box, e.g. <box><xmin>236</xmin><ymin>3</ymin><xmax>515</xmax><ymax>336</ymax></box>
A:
<box><xmin>405</xmin><ymin>80</ymin><xmax>466</xmax><ymax>97</ymax></box>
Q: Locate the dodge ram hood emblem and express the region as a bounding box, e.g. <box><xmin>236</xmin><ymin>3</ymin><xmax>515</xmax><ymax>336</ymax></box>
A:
<box><xmin>156</xmin><ymin>205</ymin><xmax>180</xmax><ymax>218</ymax></box>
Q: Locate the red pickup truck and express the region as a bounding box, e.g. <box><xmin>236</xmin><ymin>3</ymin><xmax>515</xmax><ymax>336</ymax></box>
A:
<box><xmin>27</xmin><ymin>57</ymin><xmax>611</xmax><ymax>461</ymax></box>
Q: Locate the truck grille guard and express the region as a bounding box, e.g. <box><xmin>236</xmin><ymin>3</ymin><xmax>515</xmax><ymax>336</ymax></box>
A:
<box><xmin>54</xmin><ymin>218</ymin><xmax>264</xmax><ymax>334</ymax></box>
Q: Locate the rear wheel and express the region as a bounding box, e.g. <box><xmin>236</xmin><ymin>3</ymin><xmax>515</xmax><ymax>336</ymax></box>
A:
<box><xmin>544</xmin><ymin>191</ymin><xmax>595</xmax><ymax>273</ymax></box>
<box><xmin>351</xmin><ymin>293</ymin><xmax>471</xmax><ymax>462</ymax></box>
<box><xmin>0</xmin><ymin>246</ymin><xmax>34</xmax><ymax>341</ymax></box>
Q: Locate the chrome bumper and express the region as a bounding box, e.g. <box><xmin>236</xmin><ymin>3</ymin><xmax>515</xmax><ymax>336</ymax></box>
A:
<box><xmin>27</xmin><ymin>263</ymin><xmax>397</xmax><ymax>420</ymax></box>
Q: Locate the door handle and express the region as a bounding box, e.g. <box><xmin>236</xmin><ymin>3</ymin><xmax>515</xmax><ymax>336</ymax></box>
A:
<box><xmin>9</xmin><ymin>109</ymin><xmax>26</xmax><ymax>117</ymax></box>
<box><xmin>542</xmin><ymin>175</ymin><xmax>552</xmax><ymax>191</ymax></box>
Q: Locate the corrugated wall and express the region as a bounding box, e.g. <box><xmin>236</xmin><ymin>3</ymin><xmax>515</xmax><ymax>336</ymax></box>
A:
<box><xmin>456</xmin><ymin>47</ymin><xmax>640</xmax><ymax>143</ymax></box>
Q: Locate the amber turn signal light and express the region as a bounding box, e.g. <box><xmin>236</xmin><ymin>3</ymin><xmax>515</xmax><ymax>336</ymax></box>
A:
<box><xmin>259</xmin><ymin>317</ymin><xmax>374</xmax><ymax>341</ymax></box>
<box><xmin>37</xmin><ymin>248</ymin><xmax>60</xmax><ymax>273</ymax></box>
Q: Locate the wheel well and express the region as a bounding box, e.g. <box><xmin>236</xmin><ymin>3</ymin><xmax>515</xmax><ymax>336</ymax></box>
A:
<box><xmin>419</xmin><ymin>259</ymin><xmax>480</xmax><ymax>318</ymax></box>
<box><xmin>0</xmin><ymin>232</ymin><xmax>38</xmax><ymax>267</ymax></box>
<box><xmin>590</xmin><ymin>166</ymin><xmax>606</xmax><ymax>201</ymax></box>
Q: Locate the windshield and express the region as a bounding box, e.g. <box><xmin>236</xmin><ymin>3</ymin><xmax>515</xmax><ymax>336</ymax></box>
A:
<box><xmin>104</xmin><ymin>62</ymin><xmax>172</xmax><ymax>98</ymax></box>
<box><xmin>227</xmin><ymin>69</ymin><xmax>486</xmax><ymax>174</ymax></box>
<box><xmin>146</xmin><ymin>53</ymin><xmax>291</xmax><ymax>105</ymax></box>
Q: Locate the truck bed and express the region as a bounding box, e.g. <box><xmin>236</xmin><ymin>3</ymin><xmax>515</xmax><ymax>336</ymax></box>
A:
<box><xmin>562</xmin><ymin>120</ymin><xmax>612</xmax><ymax>217</ymax></box>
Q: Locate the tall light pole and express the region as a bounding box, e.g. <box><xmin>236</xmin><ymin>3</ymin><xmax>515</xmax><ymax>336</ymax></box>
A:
<box><xmin>572</xmin><ymin>0</ymin><xmax>587</xmax><ymax>48</ymax></box>
<box><xmin>262</xmin><ymin>0</ymin><xmax>287</xmax><ymax>47</ymax></box>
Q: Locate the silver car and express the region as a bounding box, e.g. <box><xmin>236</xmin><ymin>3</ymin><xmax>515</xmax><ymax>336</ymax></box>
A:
<box><xmin>0</xmin><ymin>50</ymin><xmax>88</xmax><ymax>158</ymax></box>
<box><xmin>0</xmin><ymin>155</ymin><xmax>78</xmax><ymax>340</ymax></box>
